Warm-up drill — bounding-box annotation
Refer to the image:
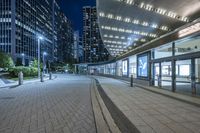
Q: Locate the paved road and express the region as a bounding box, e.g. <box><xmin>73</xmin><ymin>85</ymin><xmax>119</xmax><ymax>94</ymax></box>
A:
<box><xmin>0</xmin><ymin>74</ymin><xmax>96</xmax><ymax>133</ymax></box>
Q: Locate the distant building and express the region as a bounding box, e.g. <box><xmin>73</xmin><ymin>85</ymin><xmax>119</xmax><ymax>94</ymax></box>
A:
<box><xmin>57</xmin><ymin>12</ymin><xmax>74</xmax><ymax>63</ymax></box>
<box><xmin>0</xmin><ymin>0</ymin><xmax>74</xmax><ymax>65</ymax></box>
<box><xmin>83</xmin><ymin>6</ymin><xmax>110</xmax><ymax>63</ymax></box>
<box><xmin>74</xmin><ymin>31</ymin><xmax>84</xmax><ymax>63</ymax></box>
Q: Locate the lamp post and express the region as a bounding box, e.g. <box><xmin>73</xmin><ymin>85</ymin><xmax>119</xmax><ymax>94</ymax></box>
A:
<box><xmin>21</xmin><ymin>53</ymin><xmax>25</xmax><ymax>66</ymax></box>
<box><xmin>38</xmin><ymin>36</ymin><xmax>43</xmax><ymax>79</ymax></box>
<box><xmin>43</xmin><ymin>52</ymin><xmax>47</xmax><ymax>73</ymax></box>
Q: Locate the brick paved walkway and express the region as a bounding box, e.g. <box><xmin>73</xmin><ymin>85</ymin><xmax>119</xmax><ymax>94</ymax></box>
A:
<box><xmin>95</xmin><ymin>76</ymin><xmax>200</xmax><ymax>133</ymax></box>
<box><xmin>0</xmin><ymin>74</ymin><xmax>96</xmax><ymax>133</ymax></box>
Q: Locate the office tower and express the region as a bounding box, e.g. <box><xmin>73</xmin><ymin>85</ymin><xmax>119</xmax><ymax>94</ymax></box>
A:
<box><xmin>83</xmin><ymin>6</ymin><xmax>110</xmax><ymax>63</ymax></box>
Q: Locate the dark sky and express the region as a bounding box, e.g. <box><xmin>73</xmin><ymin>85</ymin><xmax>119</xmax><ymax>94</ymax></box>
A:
<box><xmin>60</xmin><ymin>0</ymin><xmax>96</xmax><ymax>35</ymax></box>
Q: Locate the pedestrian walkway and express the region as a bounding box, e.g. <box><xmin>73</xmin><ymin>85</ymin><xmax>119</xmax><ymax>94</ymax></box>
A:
<box><xmin>94</xmin><ymin>76</ymin><xmax>200</xmax><ymax>133</ymax></box>
<box><xmin>0</xmin><ymin>74</ymin><xmax>96</xmax><ymax>133</ymax></box>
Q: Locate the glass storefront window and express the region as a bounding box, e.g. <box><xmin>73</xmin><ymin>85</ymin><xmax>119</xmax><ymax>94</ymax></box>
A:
<box><xmin>129</xmin><ymin>55</ymin><xmax>137</xmax><ymax>78</ymax></box>
<box><xmin>175</xmin><ymin>37</ymin><xmax>200</xmax><ymax>55</ymax></box>
<box><xmin>122</xmin><ymin>59</ymin><xmax>128</xmax><ymax>76</ymax></box>
<box><xmin>153</xmin><ymin>43</ymin><xmax>172</xmax><ymax>59</ymax></box>
<box><xmin>179</xmin><ymin>65</ymin><xmax>190</xmax><ymax>76</ymax></box>
<box><xmin>116</xmin><ymin>60</ymin><xmax>122</xmax><ymax>76</ymax></box>
<box><xmin>176</xmin><ymin>60</ymin><xmax>192</xmax><ymax>94</ymax></box>
<box><xmin>161</xmin><ymin>62</ymin><xmax>172</xmax><ymax>90</ymax></box>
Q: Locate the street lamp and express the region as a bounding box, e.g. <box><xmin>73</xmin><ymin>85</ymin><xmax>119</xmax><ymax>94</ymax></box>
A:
<box><xmin>43</xmin><ymin>52</ymin><xmax>47</xmax><ymax>73</ymax></box>
<box><xmin>38</xmin><ymin>36</ymin><xmax>43</xmax><ymax>79</ymax></box>
<box><xmin>21</xmin><ymin>53</ymin><xmax>25</xmax><ymax>66</ymax></box>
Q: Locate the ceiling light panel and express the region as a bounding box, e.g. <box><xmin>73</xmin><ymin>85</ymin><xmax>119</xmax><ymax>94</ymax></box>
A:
<box><xmin>114</xmin><ymin>0</ymin><xmax>189</xmax><ymax>22</ymax></box>
<box><xmin>99</xmin><ymin>12</ymin><xmax>169</xmax><ymax>31</ymax></box>
<box><xmin>101</xmin><ymin>25</ymin><xmax>157</xmax><ymax>38</ymax></box>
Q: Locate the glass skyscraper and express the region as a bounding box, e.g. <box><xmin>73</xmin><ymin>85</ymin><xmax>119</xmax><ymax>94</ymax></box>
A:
<box><xmin>0</xmin><ymin>0</ymin><xmax>73</xmax><ymax>65</ymax></box>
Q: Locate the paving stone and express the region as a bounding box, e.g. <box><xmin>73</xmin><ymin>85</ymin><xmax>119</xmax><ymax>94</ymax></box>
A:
<box><xmin>0</xmin><ymin>74</ymin><xmax>96</xmax><ymax>133</ymax></box>
<box><xmin>94</xmin><ymin>76</ymin><xmax>200</xmax><ymax>133</ymax></box>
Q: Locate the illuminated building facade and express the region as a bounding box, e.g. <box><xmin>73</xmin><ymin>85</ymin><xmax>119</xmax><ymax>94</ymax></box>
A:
<box><xmin>85</xmin><ymin>0</ymin><xmax>200</xmax><ymax>95</ymax></box>
<box><xmin>83</xmin><ymin>6</ymin><xmax>110</xmax><ymax>63</ymax></box>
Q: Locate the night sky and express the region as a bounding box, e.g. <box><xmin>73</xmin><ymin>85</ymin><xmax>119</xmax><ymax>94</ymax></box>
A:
<box><xmin>60</xmin><ymin>0</ymin><xmax>96</xmax><ymax>35</ymax></box>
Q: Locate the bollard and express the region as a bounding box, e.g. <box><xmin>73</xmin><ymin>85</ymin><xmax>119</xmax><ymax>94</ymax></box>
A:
<box><xmin>18</xmin><ymin>71</ymin><xmax>23</xmax><ymax>85</ymax></box>
<box><xmin>49</xmin><ymin>72</ymin><xmax>52</xmax><ymax>80</ymax></box>
<box><xmin>130</xmin><ymin>75</ymin><xmax>133</xmax><ymax>87</ymax></box>
<box><xmin>41</xmin><ymin>72</ymin><xmax>44</xmax><ymax>82</ymax></box>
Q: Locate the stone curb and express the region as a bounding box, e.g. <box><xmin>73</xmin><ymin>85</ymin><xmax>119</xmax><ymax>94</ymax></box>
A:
<box><xmin>94</xmin><ymin>78</ymin><xmax>140</xmax><ymax>133</ymax></box>
<box><xmin>90</xmin><ymin>78</ymin><xmax>121</xmax><ymax>133</ymax></box>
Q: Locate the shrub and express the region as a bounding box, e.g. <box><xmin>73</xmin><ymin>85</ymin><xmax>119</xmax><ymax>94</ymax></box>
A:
<box><xmin>0</xmin><ymin>52</ymin><xmax>14</xmax><ymax>69</ymax></box>
<box><xmin>9</xmin><ymin>66</ymin><xmax>38</xmax><ymax>77</ymax></box>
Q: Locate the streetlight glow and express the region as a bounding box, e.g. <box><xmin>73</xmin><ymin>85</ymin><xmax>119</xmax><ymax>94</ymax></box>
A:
<box><xmin>38</xmin><ymin>36</ymin><xmax>43</xmax><ymax>40</ymax></box>
<box><xmin>43</xmin><ymin>52</ymin><xmax>47</xmax><ymax>56</ymax></box>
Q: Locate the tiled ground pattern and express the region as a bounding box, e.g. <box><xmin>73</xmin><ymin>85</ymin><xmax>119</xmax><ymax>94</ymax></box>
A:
<box><xmin>0</xmin><ymin>74</ymin><xmax>96</xmax><ymax>133</ymax></box>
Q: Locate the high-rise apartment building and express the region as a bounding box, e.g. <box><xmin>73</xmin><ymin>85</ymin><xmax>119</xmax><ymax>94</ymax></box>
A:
<box><xmin>57</xmin><ymin>12</ymin><xmax>74</xmax><ymax>63</ymax></box>
<box><xmin>0</xmin><ymin>0</ymin><xmax>74</xmax><ymax>65</ymax></box>
<box><xmin>74</xmin><ymin>31</ymin><xmax>84</xmax><ymax>63</ymax></box>
<box><xmin>83</xmin><ymin>6</ymin><xmax>110</xmax><ymax>63</ymax></box>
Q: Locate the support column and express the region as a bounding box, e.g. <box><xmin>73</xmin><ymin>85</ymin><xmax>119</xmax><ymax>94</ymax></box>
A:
<box><xmin>158</xmin><ymin>62</ymin><xmax>162</xmax><ymax>88</ymax></box>
<box><xmin>172</xmin><ymin>60</ymin><xmax>176</xmax><ymax>92</ymax></box>
<box><xmin>191</xmin><ymin>58</ymin><xmax>196</xmax><ymax>95</ymax></box>
<box><xmin>172</xmin><ymin>42</ymin><xmax>176</xmax><ymax>92</ymax></box>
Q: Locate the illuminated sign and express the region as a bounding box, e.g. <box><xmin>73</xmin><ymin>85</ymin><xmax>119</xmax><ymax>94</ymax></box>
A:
<box><xmin>179</xmin><ymin>23</ymin><xmax>200</xmax><ymax>38</ymax></box>
<box><xmin>122</xmin><ymin>59</ymin><xmax>128</xmax><ymax>76</ymax></box>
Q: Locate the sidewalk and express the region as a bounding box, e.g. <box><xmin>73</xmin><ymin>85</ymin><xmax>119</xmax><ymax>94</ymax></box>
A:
<box><xmin>94</xmin><ymin>76</ymin><xmax>200</xmax><ymax>133</ymax></box>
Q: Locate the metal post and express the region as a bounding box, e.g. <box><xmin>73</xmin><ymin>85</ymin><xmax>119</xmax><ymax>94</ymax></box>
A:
<box><xmin>43</xmin><ymin>53</ymin><xmax>45</xmax><ymax>74</ymax></box>
<box><xmin>49</xmin><ymin>72</ymin><xmax>52</xmax><ymax>80</ymax></box>
<box><xmin>131</xmin><ymin>75</ymin><xmax>133</xmax><ymax>87</ymax></box>
<box><xmin>18</xmin><ymin>71</ymin><xmax>23</xmax><ymax>85</ymax></box>
<box><xmin>38</xmin><ymin>38</ymin><xmax>40</xmax><ymax>79</ymax></box>
<box><xmin>41</xmin><ymin>72</ymin><xmax>44</xmax><ymax>82</ymax></box>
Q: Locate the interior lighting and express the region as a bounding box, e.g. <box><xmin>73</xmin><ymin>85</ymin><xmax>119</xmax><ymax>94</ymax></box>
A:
<box><xmin>107</xmin><ymin>14</ymin><xmax>113</xmax><ymax>19</ymax></box>
<box><xmin>116</xmin><ymin>16</ymin><xmax>122</xmax><ymax>21</ymax></box>
<box><xmin>115</xmin><ymin>0</ymin><xmax>189</xmax><ymax>22</ymax></box>
<box><xmin>99</xmin><ymin>12</ymin><xmax>105</xmax><ymax>17</ymax></box>
<box><xmin>179</xmin><ymin>22</ymin><xmax>200</xmax><ymax>37</ymax></box>
<box><xmin>152</xmin><ymin>24</ymin><xmax>158</xmax><ymax>28</ymax></box>
<box><xmin>126</xmin><ymin>0</ymin><xmax>134</xmax><ymax>5</ymax></box>
<box><xmin>124</xmin><ymin>17</ymin><xmax>131</xmax><ymax>23</ymax></box>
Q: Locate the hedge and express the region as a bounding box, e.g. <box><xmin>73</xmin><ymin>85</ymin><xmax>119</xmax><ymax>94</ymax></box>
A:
<box><xmin>9</xmin><ymin>66</ymin><xmax>38</xmax><ymax>77</ymax></box>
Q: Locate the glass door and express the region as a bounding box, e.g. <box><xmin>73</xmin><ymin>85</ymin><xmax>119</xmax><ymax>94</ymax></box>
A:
<box><xmin>161</xmin><ymin>62</ymin><xmax>172</xmax><ymax>90</ymax></box>
<box><xmin>176</xmin><ymin>60</ymin><xmax>192</xmax><ymax>94</ymax></box>
<box><xmin>153</xmin><ymin>63</ymin><xmax>160</xmax><ymax>87</ymax></box>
